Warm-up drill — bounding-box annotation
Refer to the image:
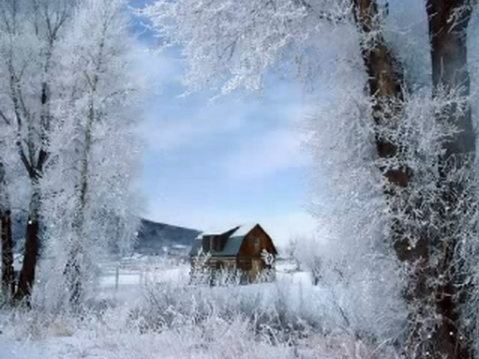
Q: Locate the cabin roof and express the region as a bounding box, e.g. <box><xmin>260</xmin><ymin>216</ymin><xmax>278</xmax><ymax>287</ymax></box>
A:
<box><xmin>216</xmin><ymin>236</ymin><xmax>244</xmax><ymax>256</ymax></box>
<box><xmin>196</xmin><ymin>223</ymin><xmax>256</xmax><ymax>237</ymax></box>
<box><xmin>190</xmin><ymin>223</ymin><xmax>269</xmax><ymax>257</ymax></box>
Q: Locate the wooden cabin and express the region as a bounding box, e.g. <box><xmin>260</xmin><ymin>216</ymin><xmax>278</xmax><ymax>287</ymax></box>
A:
<box><xmin>189</xmin><ymin>223</ymin><xmax>277</xmax><ymax>284</ymax></box>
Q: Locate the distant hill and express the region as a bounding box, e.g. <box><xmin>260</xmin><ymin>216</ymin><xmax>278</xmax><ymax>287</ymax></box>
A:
<box><xmin>134</xmin><ymin>219</ymin><xmax>201</xmax><ymax>256</ymax></box>
<box><xmin>11</xmin><ymin>215</ymin><xmax>200</xmax><ymax>257</ymax></box>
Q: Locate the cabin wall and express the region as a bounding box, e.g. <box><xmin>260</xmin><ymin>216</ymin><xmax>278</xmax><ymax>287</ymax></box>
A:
<box><xmin>190</xmin><ymin>225</ymin><xmax>277</xmax><ymax>284</ymax></box>
<box><xmin>238</xmin><ymin>226</ymin><xmax>276</xmax><ymax>258</ymax></box>
<box><xmin>238</xmin><ymin>226</ymin><xmax>276</xmax><ymax>280</ymax></box>
<box><xmin>190</xmin><ymin>256</ymin><xmax>238</xmax><ymax>285</ymax></box>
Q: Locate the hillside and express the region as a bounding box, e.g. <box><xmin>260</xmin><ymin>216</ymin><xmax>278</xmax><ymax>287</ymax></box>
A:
<box><xmin>134</xmin><ymin>219</ymin><xmax>201</xmax><ymax>255</ymax></box>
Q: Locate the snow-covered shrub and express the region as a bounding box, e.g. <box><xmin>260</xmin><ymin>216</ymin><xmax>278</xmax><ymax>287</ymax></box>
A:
<box><xmin>0</xmin><ymin>304</ymin><xmax>400</xmax><ymax>359</ymax></box>
<box><xmin>132</xmin><ymin>280</ymin><xmax>312</xmax><ymax>339</ymax></box>
<box><xmin>288</xmin><ymin>236</ymin><xmax>322</xmax><ymax>285</ymax></box>
<box><xmin>0</xmin><ymin>281</ymin><xmax>402</xmax><ymax>359</ymax></box>
<box><xmin>128</xmin><ymin>272</ymin><xmax>398</xmax><ymax>347</ymax></box>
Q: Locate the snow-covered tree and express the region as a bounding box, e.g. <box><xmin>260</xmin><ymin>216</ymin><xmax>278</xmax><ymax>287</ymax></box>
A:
<box><xmin>0</xmin><ymin>0</ymin><xmax>146</xmax><ymax>308</ymax></box>
<box><xmin>287</xmin><ymin>236</ymin><xmax>321</xmax><ymax>284</ymax></box>
<box><xmin>0</xmin><ymin>0</ymin><xmax>75</xmax><ymax>302</ymax></box>
<box><xmin>146</xmin><ymin>0</ymin><xmax>479</xmax><ymax>357</ymax></box>
<box><xmin>38</xmin><ymin>0</ymin><xmax>145</xmax><ymax>308</ymax></box>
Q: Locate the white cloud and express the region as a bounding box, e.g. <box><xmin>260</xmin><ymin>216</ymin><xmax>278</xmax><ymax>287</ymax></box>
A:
<box><xmin>260</xmin><ymin>212</ymin><xmax>319</xmax><ymax>248</ymax></box>
<box><xmin>220</xmin><ymin>127</ymin><xmax>307</xmax><ymax>180</ymax></box>
<box><xmin>142</xmin><ymin>110</ymin><xmax>245</xmax><ymax>152</ymax></box>
<box><xmin>129</xmin><ymin>43</ymin><xmax>181</xmax><ymax>93</ymax></box>
<box><xmin>219</xmin><ymin>102</ymin><xmax>314</xmax><ymax>181</ymax></box>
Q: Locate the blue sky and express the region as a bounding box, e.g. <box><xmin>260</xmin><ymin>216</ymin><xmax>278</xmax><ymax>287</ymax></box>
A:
<box><xmin>129</xmin><ymin>1</ymin><xmax>317</xmax><ymax>246</ymax></box>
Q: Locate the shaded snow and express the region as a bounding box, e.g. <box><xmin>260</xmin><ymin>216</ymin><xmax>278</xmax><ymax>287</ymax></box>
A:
<box><xmin>0</xmin><ymin>337</ymin><xmax>38</xmax><ymax>359</ymax></box>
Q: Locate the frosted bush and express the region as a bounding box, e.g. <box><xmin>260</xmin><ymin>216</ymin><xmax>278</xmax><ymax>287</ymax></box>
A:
<box><xmin>129</xmin><ymin>273</ymin><xmax>396</xmax><ymax>348</ymax></box>
<box><xmin>0</xmin><ymin>280</ymin><xmax>402</xmax><ymax>359</ymax></box>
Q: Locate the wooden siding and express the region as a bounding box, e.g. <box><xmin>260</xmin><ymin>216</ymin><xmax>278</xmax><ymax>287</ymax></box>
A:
<box><xmin>191</xmin><ymin>256</ymin><xmax>236</xmax><ymax>269</ymax></box>
<box><xmin>237</xmin><ymin>225</ymin><xmax>276</xmax><ymax>280</ymax></box>
<box><xmin>190</xmin><ymin>224</ymin><xmax>277</xmax><ymax>284</ymax></box>
<box><xmin>238</xmin><ymin>225</ymin><xmax>276</xmax><ymax>258</ymax></box>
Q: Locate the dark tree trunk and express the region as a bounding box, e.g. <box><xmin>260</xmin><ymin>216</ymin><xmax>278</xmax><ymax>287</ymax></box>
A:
<box><xmin>426</xmin><ymin>1</ymin><xmax>475</xmax><ymax>358</ymax></box>
<box><xmin>12</xmin><ymin>42</ymin><xmax>51</xmax><ymax>305</ymax></box>
<box><xmin>1</xmin><ymin>211</ymin><xmax>15</xmax><ymax>299</ymax></box>
<box><xmin>0</xmin><ymin>163</ymin><xmax>15</xmax><ymax>299</ymax></box>
<box><xmin>351</xmin><ymin>0</ymin><xmax>411</xmax><ymax>194</ymax></box>
<box><xmin>13</xmin><ymin>188</ymin><xmax>40</xmax><ymax>304</ymax></box>
<box><xmin>352</xmin><ymin>0</ymin><xmax>476</xmax><ymax>357</ymax></box>
<box><xmin>351</xmin><ymin>1</ymin><xmax>472</xmax><ymax>357</ymax></box>
<box><xmin>352</xmin><ymin>3</ymin><xmax>428</xmax><ymax>350</ymax></box>
<box><xmin>14</xmin><ymin>217</ymin><xmax>39</xmax><ymax>304</ymax></box>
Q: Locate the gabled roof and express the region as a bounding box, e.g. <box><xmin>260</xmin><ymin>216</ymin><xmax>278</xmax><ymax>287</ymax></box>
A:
<box><xmin>190</xmin><ymin>223</ymin><xmax>262</xmax><ymax>257</ymax></box>
<box><xmin>230</xmin><ymin>223</ymin><xmax>257</xmax><ymax>237</ymax></box>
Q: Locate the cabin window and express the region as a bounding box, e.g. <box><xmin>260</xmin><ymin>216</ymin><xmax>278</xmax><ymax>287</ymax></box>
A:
<box><xmin>253</xmin><ymin>237</ymin><xmax>260</xmax><ymax>251</ymax></box>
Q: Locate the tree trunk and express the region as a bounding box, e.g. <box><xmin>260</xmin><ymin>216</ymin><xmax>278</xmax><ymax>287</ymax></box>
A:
<box><xmin>352</xmin><ymin>0</ymin><xmax>434</xmax><ymax>356</ymax></box>
<box><xmin>0</xmin><ymin>162</ymin><xmax>15</xmax><ymax>299</ymax></box>
<box><xmin>426</xmin><ymin>1</ymin><xmax>475</xmax><ymax>358</ymax></box>
<box><xmin>64</xmin><ymin>96</ymin><xmax>96</xmax><ymax>306</ymax></box>
<box><xmin>12</xmin><ymin>42</ymin><xmax>52</xmax><ymax>305</ymax></box>
<box><xmin>353</xmin><ymin>0</ymin><xmax>476</xmax><ymax>357</ymax></box>
<box><xmin>64</xmin><ymin>243</ymin><xmax>83</xmax><ymax>306</ymax></box>
<box><xmin>13</xmin><ymin>186</ymin><xmax>40</xmax><ymax>304</ymax></box>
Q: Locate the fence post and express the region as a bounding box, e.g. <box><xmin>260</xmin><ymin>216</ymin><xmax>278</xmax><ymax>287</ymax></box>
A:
<box><xmin>115</xmin><ymin>264</ymin><xmax>120</xmax><ymax>291</ymax></box>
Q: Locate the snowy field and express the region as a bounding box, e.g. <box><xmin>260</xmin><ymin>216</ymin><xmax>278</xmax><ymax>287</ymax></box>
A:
<box><xmin>0</xmin><ymin>258</ymin><xmax>396</xmax><ymax>359</ymax></box>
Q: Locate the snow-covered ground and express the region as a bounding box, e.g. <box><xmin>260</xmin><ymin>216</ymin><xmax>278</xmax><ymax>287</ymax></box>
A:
<box><xmin>94</xmin><ymin>258</ymin><xmax>312</xmax><ymax>303</ymax></box>
<box><xmin>1</xmin><ymin>318</ymin><xmax>375</xmax><ymax>359</ymax></box>
<box><xmin>0</xmin><ymin>258</ymin><xmax>393</xmax><ymax>359</ymax></box>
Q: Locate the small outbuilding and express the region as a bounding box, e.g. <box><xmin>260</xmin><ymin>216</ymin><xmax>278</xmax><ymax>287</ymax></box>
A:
<box><xmin>189</xmin><ymin>223</ymin><xmax>277</xmax><ymax>284</ymax></box>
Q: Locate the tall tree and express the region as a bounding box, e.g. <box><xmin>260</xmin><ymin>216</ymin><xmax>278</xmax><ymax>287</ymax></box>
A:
<box><xmin>146</xmin><ymin>0</ymin><xmax>479</xmax><ymax>357</ymax></box>
<box><xmin>352</xmin><ymin>1</ymin><xmax>476</xmax><ymax>357</ymax></box>
<box><xmin>0</xmin><ymin>0</ymin><xmax>73</xmax><ymax>302</ymax></box>
<box><xmin>0</xmin><ymin>0</ymin><xmax>143</xmax><ymax>308</ymax></box>
<box><xmin>39</xmin><ymin>0</ymin><xmax>144</xmax><ymax>308</ymax></box>
<box><xmin>425</xmin><ymin>1</ymin><xmax>476</xmax><ymax>357</ymax></box>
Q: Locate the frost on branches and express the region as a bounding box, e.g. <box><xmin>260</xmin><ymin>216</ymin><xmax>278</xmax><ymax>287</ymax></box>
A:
<box><xmin>0</xmin><ymin>0</ymin><xmax>146</xmax><ymax>309</ymax></box>
<box><xmin>39</xmin><ymin>0</ymin><xmax>145</xmax><ymax>309</ymax></box>
<box><xmin>146</xmin><ymin>0</ymin><xmax>479</xmax><ymax>357</ymax></box>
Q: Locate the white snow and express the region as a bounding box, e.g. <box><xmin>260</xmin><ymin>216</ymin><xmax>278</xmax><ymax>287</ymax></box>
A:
<box><xmin>231</xmin><ymin>223</ymin><xmax>258</xmax><ymax>237</ymax></box>
<box><xmin>0</xmin><ymin>259</ymin><xmax>397</xmax><ymax>358</ymax></box>
<box><xmin>196</xmin><ymin>223</ymin><xmax>258</xmax><ymax>238</ymax></box>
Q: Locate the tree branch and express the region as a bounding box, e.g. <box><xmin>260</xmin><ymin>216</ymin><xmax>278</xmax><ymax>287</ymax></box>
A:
<box><xmin>294</xmin><ymin>0</ymin><xmax>351</xmax><ymax>24</ymax></box>
<box><xmin>16</xmin><ymin>140</ymin><xmax>34</xmax><ymax>179</ymax></box>
<box><xmin>0</xmin><ymin>110</ymin><xmax>11</xmax><ymax>126</ymax></box>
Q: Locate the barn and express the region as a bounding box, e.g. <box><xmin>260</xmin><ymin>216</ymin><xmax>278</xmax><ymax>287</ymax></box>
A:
<box><xmin>189</xmin><ymin>223</ymin><xmax>277</xmax><ymax>284</ymax></box>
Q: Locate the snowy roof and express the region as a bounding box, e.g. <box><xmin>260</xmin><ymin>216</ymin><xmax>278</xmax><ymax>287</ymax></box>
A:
<box><xmin>196</xmin><ymin>223</ymin><xmax>259</xmax><ymax>239</ymax></box>
<box><xmin>190</xmin><ymin>223</ymin><xmax>260</xmax><ymax>257</ymax></box>
<box><xmin>230</xmin><ymin>223</ymin><xmax>258</xmax><ymax>237</ymax></box>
